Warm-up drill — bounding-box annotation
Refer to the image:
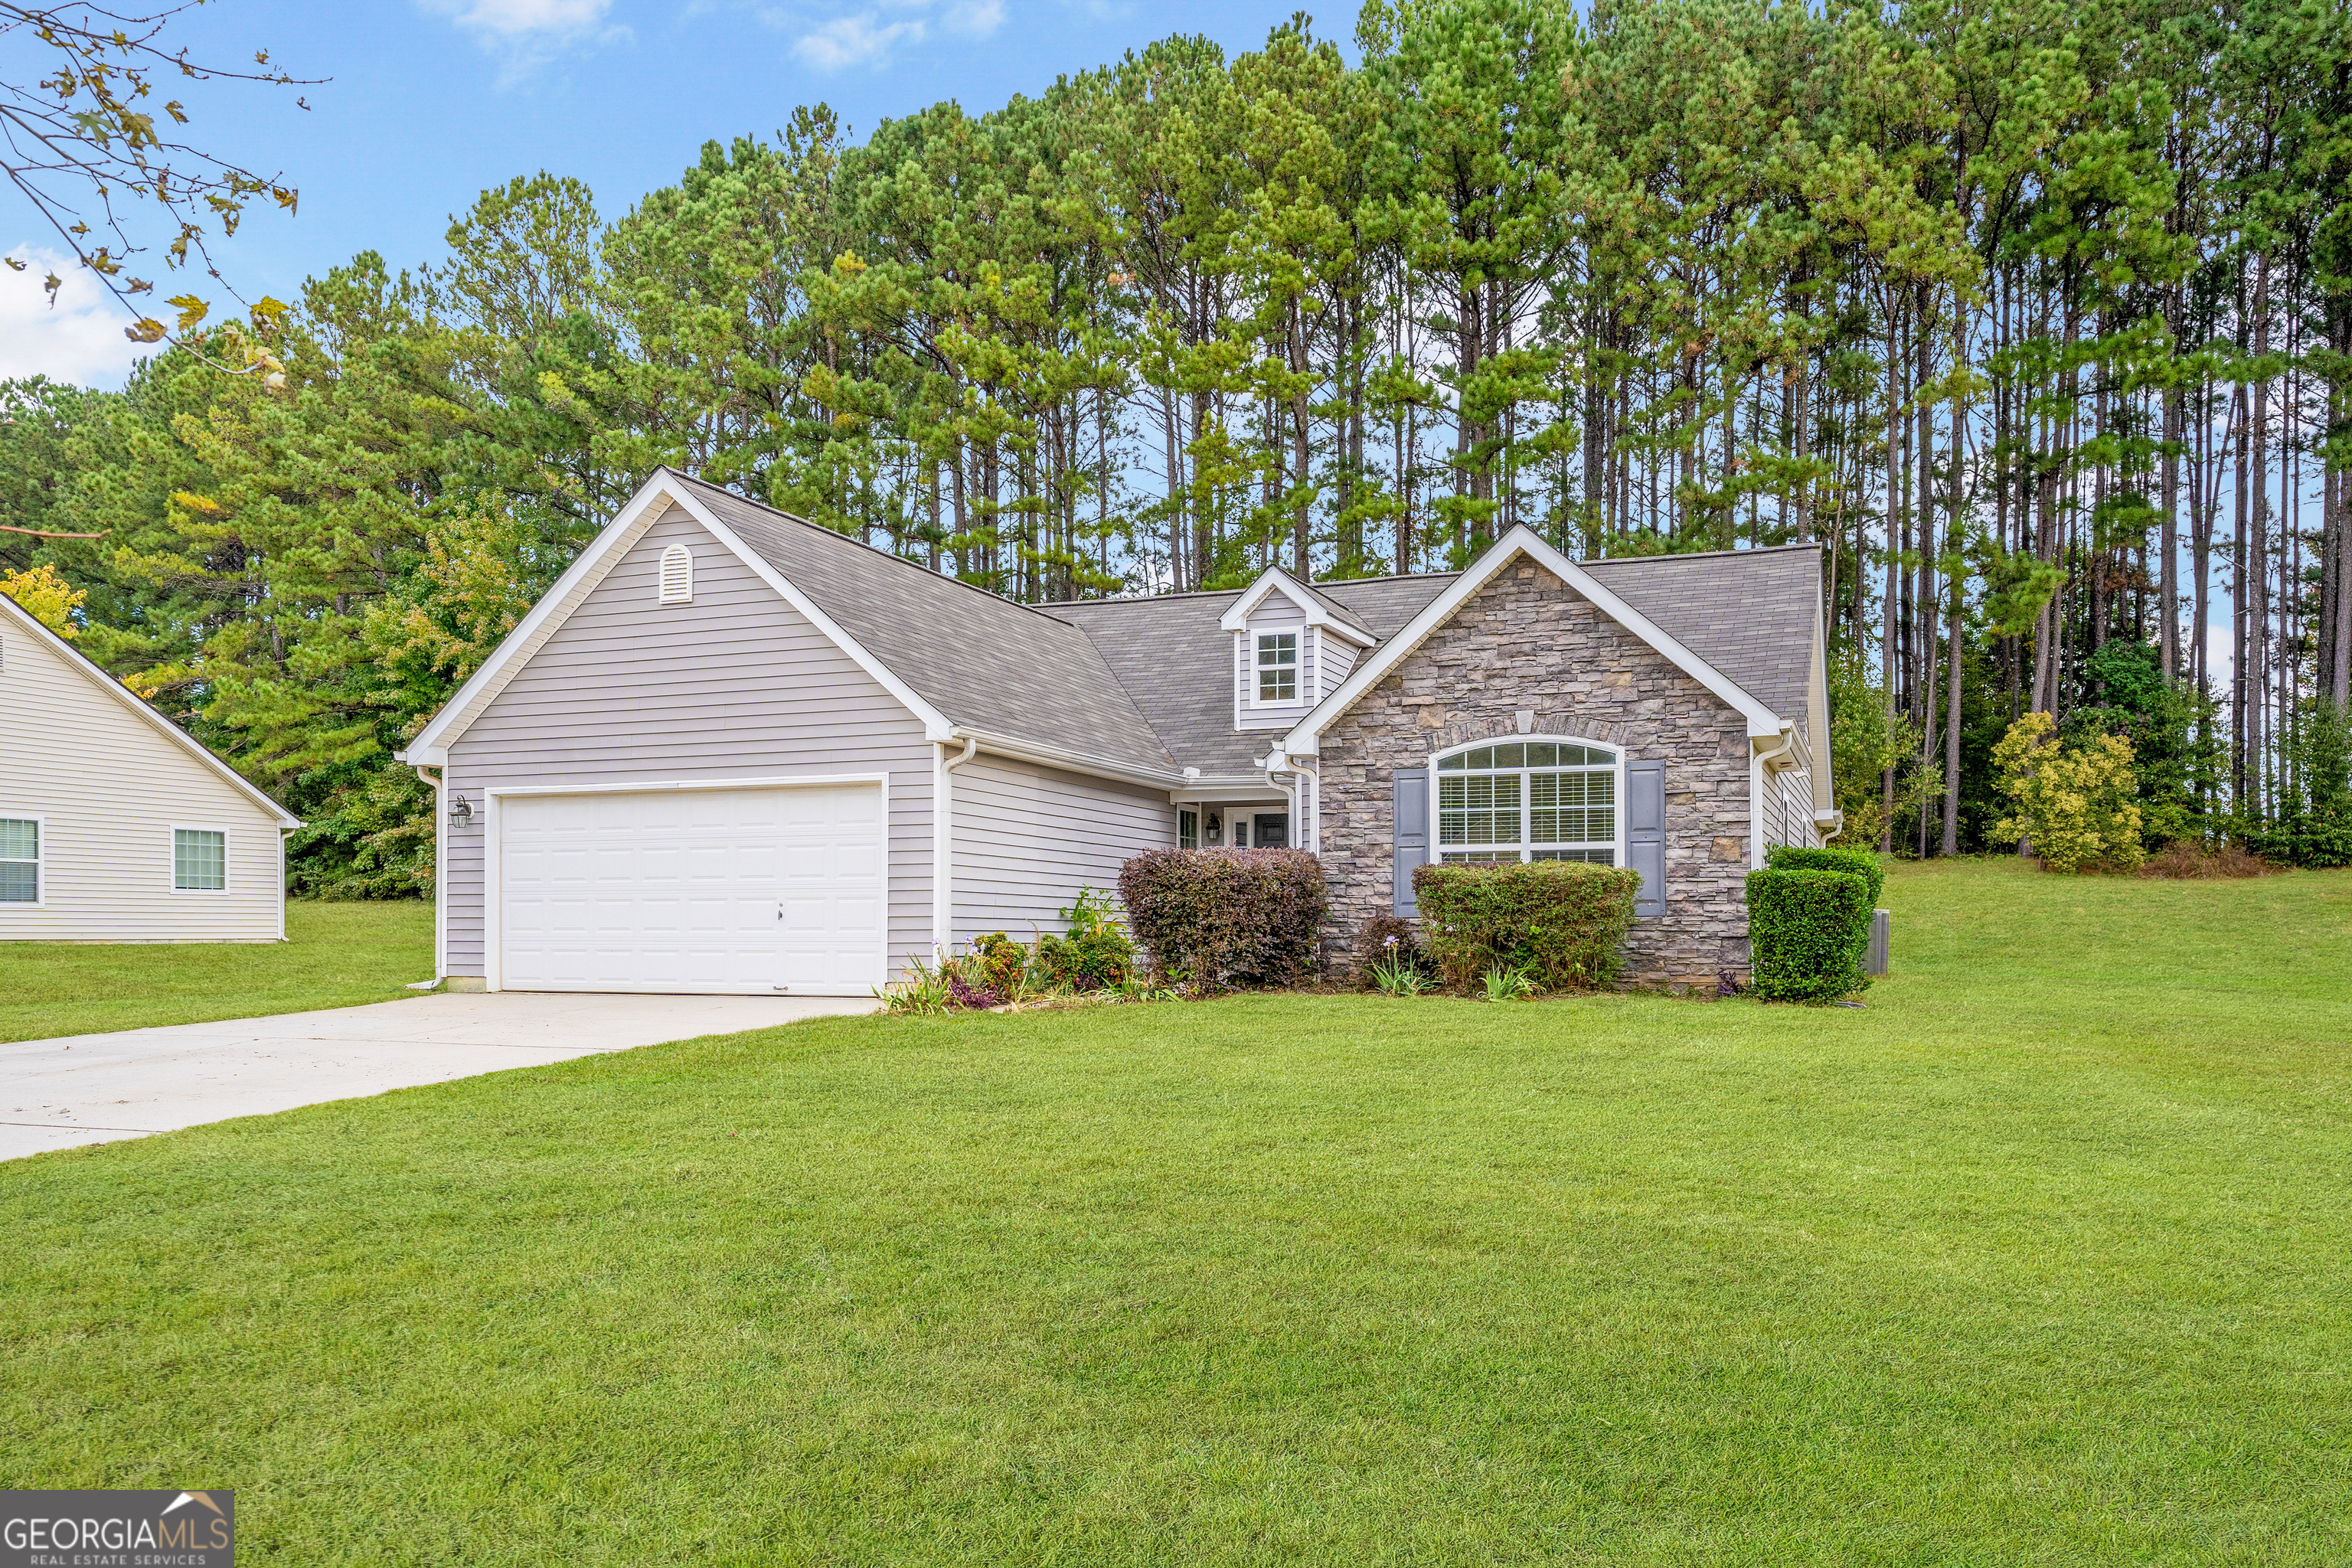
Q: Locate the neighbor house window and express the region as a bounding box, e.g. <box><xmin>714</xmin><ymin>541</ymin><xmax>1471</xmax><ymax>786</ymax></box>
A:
<box><xmin>1178</xmin><ymin>808</ymin><xmax>1200</xmax><ymax>850</ymax></box>
<box><xmin>1436</xmin><ymin>740</ymin><xmax>1619</xmax><ymax>865</ymax></box>
<box><xmin>0</xmin><ymin>818</ymin><xmax>37</xmax><ymax>903</ymax></box>
<box><xmin>1256</xmin><ymin>632</ymin><xmax>1298</xmax><ymax>702</ymax></box>
<box><xmin>658</xmin><ymin>543</ymin><xmax>694</xmax><ymax>605</ymax></box>
<box><xmin>173</xmin><ymin>828</ymin><xmax>227</xmax><ymax>891</ymax></box>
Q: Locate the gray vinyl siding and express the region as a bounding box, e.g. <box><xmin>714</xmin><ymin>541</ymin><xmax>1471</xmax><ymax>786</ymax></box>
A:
<box><xmin>1316</xmin><ymin>628</ymin><xmax>1360</xmax><ymax>697</ymax></box>
<box><xmin>950</xmin><ymin>753</ymin><xmax>1174</xmax><ymax>946</ymax></box>
<box><xmin>441</xmin><ymin>508</ymin><xmax>934</xmax><ymax>978</ymax></box>
<box><xmin>1</xmin><ymin>615</ymin><xmax>285</xmax><ymax>942</ymax></box>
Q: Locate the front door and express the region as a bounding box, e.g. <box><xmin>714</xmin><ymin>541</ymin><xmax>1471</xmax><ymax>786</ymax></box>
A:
<box><xmin>1253</xmin><ymin>812</ymin><xmax>1289</xmax><ymax>848</ymax></box>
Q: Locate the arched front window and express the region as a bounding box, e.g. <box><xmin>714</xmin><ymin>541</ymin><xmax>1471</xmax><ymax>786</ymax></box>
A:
<box><xmin>1436</xmin><ymin>738</ymin><xmax>1619</xmax><ymax>865</ymax></box>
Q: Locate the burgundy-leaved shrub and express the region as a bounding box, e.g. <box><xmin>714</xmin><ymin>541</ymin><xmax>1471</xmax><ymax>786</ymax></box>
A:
<box><xmin>1117</xmin><ymin>848</ymin><xmax>1325</xmax><ymax>988</ymax></box>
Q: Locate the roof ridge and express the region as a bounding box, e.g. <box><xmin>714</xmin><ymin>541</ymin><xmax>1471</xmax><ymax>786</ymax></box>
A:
<box><xmin>1580</xmin><ymin>541</ymin><xmax>1822</xmax><ymax>565</ymax></box>
<box><xmin>660</xmin><ymin>469</ymin><xmax>1083</xmax><ymax>629</ymax></box>
<box><xmin>1040</xmin><ymin>568</ymin><xmax>1467</xmax><ymax>610</ymax></box>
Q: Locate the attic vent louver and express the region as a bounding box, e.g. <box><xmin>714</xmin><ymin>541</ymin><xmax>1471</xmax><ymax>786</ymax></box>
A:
<box><xmin>658</xmin><ymin>544</ymin><xmax>694</xmax><ymax>605</ymax></box>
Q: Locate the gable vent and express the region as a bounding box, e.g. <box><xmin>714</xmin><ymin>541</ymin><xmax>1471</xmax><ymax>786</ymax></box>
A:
<box><xmin>657</xmin><ymin>544</ymin><xmax>694</xmax><ymax>605</ymax></box>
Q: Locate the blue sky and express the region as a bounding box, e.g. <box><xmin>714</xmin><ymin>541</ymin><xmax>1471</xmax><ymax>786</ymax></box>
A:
<box><xmin>2</xmin><ymin>0</ymin><xmax>1313</xmax><ymax>387</ymax></box>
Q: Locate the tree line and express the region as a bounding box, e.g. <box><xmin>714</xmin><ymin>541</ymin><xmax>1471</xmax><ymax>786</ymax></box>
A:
<box><xmin>2</xmin><ymin>0</ymin><xmax>2347</xmax><ymax>893</ymax></box>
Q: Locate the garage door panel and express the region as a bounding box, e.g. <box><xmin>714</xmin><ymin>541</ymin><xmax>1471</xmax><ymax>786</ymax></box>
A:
<box><xmin>498</xmin><ymin>783</ymin><xmax>887</xmax><ymax>995</ymax></box>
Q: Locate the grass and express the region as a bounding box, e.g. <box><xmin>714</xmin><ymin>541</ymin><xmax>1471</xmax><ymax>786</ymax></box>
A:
<box><xmin>4</xmin><ymin>860</ymin><xmax>2350</xmax><ymax>1563</ymax></box>
<box><xmin>0</xmin><ymin>900</ymin><xmax>435</xmax><ymax>1041</ymax></box>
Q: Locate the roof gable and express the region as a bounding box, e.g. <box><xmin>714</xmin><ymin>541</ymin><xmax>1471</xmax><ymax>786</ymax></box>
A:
<box><xmin>1217</xmin><ymin>566</ymin><xmax>1375</xmax><ymax>644</ymax></box>
<box><xmin>0</xmin><ymin>590</ymin><xmax>299</xmax><ymax>828</ymax></box>
<box><xmin>407</xmin><ymin>475</ymin><xmax>952</xmax><ymax>767</ymax></box>
<box><xmin>408</xmin><ymin>471</ymin><xmax>1178</xmax><ymax>784</ymax></box>
<box><xmin>1282</xmin><ymin>528</ymin><xmax>1796</xmax><ymax>758</ymax></box>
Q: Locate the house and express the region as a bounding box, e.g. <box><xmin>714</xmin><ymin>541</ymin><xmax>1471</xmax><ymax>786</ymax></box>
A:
<box><xmin>403</xmin><ymin>469</ymin><xmax>1835</xmax><ymax>995</ymax></box>
<box><xmin>1</xmin><ymin>589</ymin><xmax>299</xmax><ymax>942</ymax></box>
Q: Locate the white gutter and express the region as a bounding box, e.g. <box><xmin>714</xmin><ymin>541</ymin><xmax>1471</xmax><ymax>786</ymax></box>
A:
<box><xmin>934</xmin><ymin>735</ymin><xmax>978</xmax><ymax>956</ymax></box>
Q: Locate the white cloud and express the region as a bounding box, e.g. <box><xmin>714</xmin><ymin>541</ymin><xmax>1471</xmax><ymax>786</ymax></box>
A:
<box><xmin>795</xmin><ymin>13</ymin><xmax>925</xmax><ymax>67</ymax></box>
<box><xmin>0</xmin><ymin>247</ymin><xmax>149</xmax><ymax>390</ymax></box>
<box><xmin>791</xmin><ymin>0</ymin><xmax>1003</xmax><ymax>67</ymax></box>
<box><xmin>424</xmin><ymin>0</ymin><xmax>612</xmax><ymax>37</ymax></box>
<box><xmin>944</xmin><ymin>0</ymin><xmax>1002</xmax><ymax>36</ymax></box>
<box><xmin>419</xmin><ymin>0</ymin><xmax>630</xmax><ymax>80</ymax></box>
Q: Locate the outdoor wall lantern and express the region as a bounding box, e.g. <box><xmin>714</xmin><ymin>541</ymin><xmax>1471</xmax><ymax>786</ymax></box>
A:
<box><xmin>447</xmin><ymin>793</ymin><xmax>475</xmax><ymax>828</ymax></box>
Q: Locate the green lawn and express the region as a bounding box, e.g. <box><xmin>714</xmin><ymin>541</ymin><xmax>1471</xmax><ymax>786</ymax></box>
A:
<box><xmin>5</xmin><ymin>861</ymin><xmax>2350</xmax><ymax>1563</ymax></box>
<box><xmin>0</xmin><ymin>900</ymin><xmax>435</xmax><ymax>1041</ymax></box>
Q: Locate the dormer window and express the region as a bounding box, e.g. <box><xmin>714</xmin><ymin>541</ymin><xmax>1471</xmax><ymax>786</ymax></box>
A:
<box><xmin>1223</xmin><ymin>567</ymin><xmax>1373</xmax><ymax>731</ymax></box>
<box><xmin>1256</xmin><ymin>632</ymin><xmax>1298</xmax><ymax>703</ymax></box>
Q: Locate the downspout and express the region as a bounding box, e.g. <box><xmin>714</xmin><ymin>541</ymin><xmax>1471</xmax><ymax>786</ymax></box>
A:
<box><xmin>411</xmin><ymin>763</ymin><xmax>446</xmax><ymax>984</ymax></box>
<box><xmin>1750</xmin><ymin>723</ymin><xmax>1798</xmax><ymax>868</ymax></box>
<box><xmin>1283</xmin><ymin>754</ymin><xmax>1321</xmax><ymax>852</ymax></box>
<box><xmin>934</xmin><ymin>734</ymin><xmax>978</xmax><ymax>956</ymax></box>
<box><xmin>1264</xmin><ymin>750</ymin><xmax>1312</xmax><ymax>851</ymax></box>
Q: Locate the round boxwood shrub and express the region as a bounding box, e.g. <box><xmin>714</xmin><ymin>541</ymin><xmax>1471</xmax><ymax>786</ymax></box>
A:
<box><xmin>1746</xmin><ymin>867</ymin><xmax>1872</xmax><ymax>1002</ymax></box>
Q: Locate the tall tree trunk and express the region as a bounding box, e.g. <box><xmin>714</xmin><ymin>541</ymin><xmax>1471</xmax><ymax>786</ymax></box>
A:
<box><xmin>1881</xmin><ymin>296</ymin><xmax>1902</xmax><ymax>853</ymax></box>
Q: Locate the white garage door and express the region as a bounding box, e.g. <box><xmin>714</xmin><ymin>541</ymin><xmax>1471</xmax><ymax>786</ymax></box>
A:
<box><xmin>496</xmin><ymin>782</ymin><xmax>887</xmax><ymax>995</ymax></box>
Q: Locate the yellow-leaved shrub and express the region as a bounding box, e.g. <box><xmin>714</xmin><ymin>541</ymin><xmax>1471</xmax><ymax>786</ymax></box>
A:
<box><xmin>1993</xmin><ymin>712</ymin><xmax>2145</xmax><ymax>873</ymax></box>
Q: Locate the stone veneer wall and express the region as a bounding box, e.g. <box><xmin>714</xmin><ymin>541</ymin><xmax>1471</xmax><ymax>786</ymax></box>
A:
<box><xmin>1315</xmin><ymin>559</ymin><xmax>1754</xmax><ymax>989</ymax></box>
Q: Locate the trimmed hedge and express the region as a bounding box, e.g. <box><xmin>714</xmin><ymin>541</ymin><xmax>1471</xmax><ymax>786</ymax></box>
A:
<box><xmin>1765</xmin><ymin>844</ymin><xmax>1885</xmax><ymax>909</ymax></box>
<box><xmin>1746</xmin><ymin>867</ymin><xmax>1872</xmax><ymax>1001</ymax></box>
<box><xmin>1117</xmin><ymin>848</ymin><xmax>1325</xmax><ymax>988</ymax></box>
<box><xmin>1412</xmin><ymin>859</ymin><xmax>1641</xmax><ymax>991</ymax></box>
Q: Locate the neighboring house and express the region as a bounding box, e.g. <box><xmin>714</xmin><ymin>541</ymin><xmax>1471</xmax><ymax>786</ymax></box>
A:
<box><xmin>405</xmin><ymin>469</ymin><xmax>1836</xmax><ymax>995</ymax></box>
<box><xmin>0</xmin><ymin>589</ymin><xmax>298</xmax><ymax>942</ymax></box>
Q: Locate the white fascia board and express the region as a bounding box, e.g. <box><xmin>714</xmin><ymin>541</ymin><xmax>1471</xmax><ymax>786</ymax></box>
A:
<box><xmin>0</xmin><ymin>593</ymin><xmax>301</xmax><ymax>830</ymax></box>
<box><xmin>663</xmin><ymin>485</ymin><xmax>957</xmax><ymax>742</ymax></box>
<box><xmin>1217</xmin><ymin>566</ymin><xmax>1376</xmax><ymax>646</ymax></box>
<box><xmin>407</xmin><ymin>470</ymin><xmax>958</xmax><ymax>764</ymax></box>
<box><xmin>1282</xmin><ymin>525</ymin><xmax>1785</xmax><ymax>755</ymax></box>
<box><xmin>955</xmin><ymin>727</ymin><xmax>1184</xmax><ymax>792</ymax></box>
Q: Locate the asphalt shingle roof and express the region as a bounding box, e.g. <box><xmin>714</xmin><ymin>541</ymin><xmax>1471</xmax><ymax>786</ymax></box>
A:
<box><xmin>1044</xmin><ymin>576</ymin><xmax>1457</xmax><ymax>778</ymax></box>
<box><xmin>671</xmin><ymin>474</ymin><xmax>1176</xmax><ymax>776</ymax></box>
<box><xmin>671</xmin><ymin>472</ymin><xmax>1819</xmax><ymax>780</ymax></box>
<box><xmin>1582</xmin><ymin>546</ymin><xmax>1818</xmax><ymax>720</ymax></box>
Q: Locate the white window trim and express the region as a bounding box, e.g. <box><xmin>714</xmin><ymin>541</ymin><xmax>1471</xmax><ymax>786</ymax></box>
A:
<box><xmin>0</xmin><ymin>811</ymin><xmax>46</xmax><ymax>908</ymax></box>
<box><xmin>657</xmin><ymin>542</ymin><xmax>694</xmax><ymax>605</ymax></box>
<box><xmin>1178</xmin><ymin>807</ymin><xmax>1200</xmax><ymax>850</ymax></box>
<box><xmin>1252</xmin><ymin>630</ymin><xmax>1302</xmax><ymax>707</ymax></box>
<box><xmin>169</xmin><ymin>823</ymin><xmax>231</xmax><ymax>895</ymax></box>
<box><xmin>1431</xmin><ymin>737</ymin><xmax>1625</xmax><ymax>867</ymax></box>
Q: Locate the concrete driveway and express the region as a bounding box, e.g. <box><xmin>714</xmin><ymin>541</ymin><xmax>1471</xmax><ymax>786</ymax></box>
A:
<box><xmin>0</xmin><ymin>991</ymin><xmax>879</xmax><ymax>1162</ymax></box>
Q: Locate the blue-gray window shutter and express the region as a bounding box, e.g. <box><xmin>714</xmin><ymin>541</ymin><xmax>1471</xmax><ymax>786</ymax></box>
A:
<box><xmin>1393</xmin><ymin>766</ymin><xmax>1429</xmax><ymax>916</ymax></box>
<box><xmin>1625</xmin><ymin>758</ymin><xmax>1666</xmax><ymax>919</ymax></box>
